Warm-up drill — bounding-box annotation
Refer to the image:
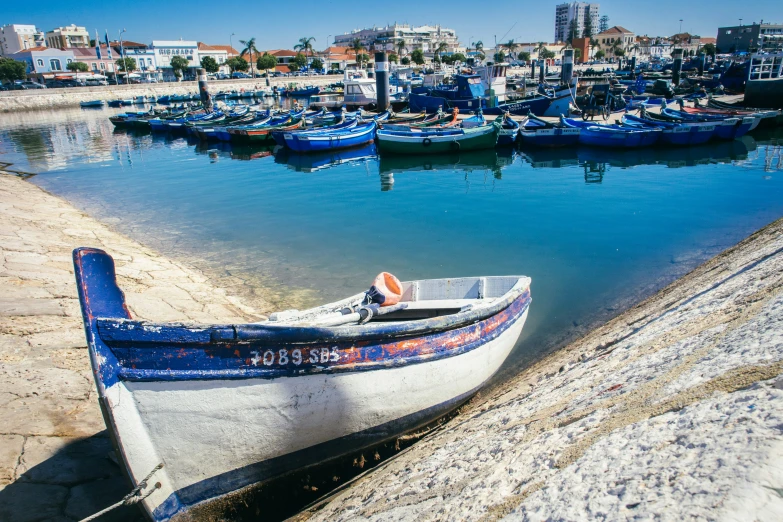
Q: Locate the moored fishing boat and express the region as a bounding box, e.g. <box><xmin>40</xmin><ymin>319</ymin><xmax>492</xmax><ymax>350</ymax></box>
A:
<box><xmin>73</xmin><ymin>247</ymin><xmax>532</xmax><ymax>522</ymax></box>
<box><xmin>561</xmin><ymin>117</ymin><xmax>661</xmax><ymax>148</ymax></box>
<box><xmin>284</xmin><ymin>120</ymin><xmax>377</xmax><ymax>152</ymax></box>
<box><xmin>227</xmin><ymin>114</ymin><xmax>304</xmax><ymax>143</ymax></box>
<box><xmin>519</xmin><ymin>114</ymin><xmax>580</xmax><ymax>148</ymax></box>
<box><xmin>660</xmin><ymin>108</ymin><xmax>754</xmax><ymax>140</ymax></box>
<box><xmin>494</xmin><ymin>113</ymin><xmax>521</xmax><ymax>146</ymax></box>
<box><xmin>621</xmin><ymin>113</ymin><xmax>716</xmax><ymax>146</ymax></box>
<box><xmin>80</xmin><ymin>100</ymin><xmax>104</xmax><ymax>108</ymax></box>
<box><xmin>376</xmin><ymin>120</ymin><xmax>501</xmax><ymax>154</ymax></box>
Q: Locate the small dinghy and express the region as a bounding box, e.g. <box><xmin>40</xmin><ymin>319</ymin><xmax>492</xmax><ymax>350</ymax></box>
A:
<box><xmin>73</xmin><ymin>248</ymin><xmax>531</xmax><ymax>521</ymax></box>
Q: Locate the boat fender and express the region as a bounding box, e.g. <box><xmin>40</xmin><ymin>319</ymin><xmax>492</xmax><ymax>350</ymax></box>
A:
<box><xmin>365</xmin><ymin>272</ymin><xmax>403</xmax><ymax>306</ymax></box>
<box><xmin>422</xmin><ymin>138</ymin><xmax>432</xmax><ymax>147</ymax></box>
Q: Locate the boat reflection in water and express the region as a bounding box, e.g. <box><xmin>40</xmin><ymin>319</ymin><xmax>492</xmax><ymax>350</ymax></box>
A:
<box><xmin>274</xmin><ymin>143</ymin><xmax>378</xmax><ymax>172</ymax></box>
<box><xmin>378</xmin><ymin>149</ymin><xmax>514</xmax><ymax>190</ymax></box>
<box><xmin>194</xmin><ymin>141</ymin><xmax>275</xmax><ymax>162</ymax></box>
<box><xmin>520</xmin><ymin>136</ymin><xmax>758</xmax><ymax>183</ymax></box>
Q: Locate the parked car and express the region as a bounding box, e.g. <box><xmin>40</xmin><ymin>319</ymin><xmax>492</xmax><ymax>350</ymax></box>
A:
<box><xmin>231</xmin><ymin>72</ymin><xmax>251</xmax><ymax>78</ymax></box>
<box><xmin>23</xmin><ymin>81</ymin><xmax>47</xmax><ymax>89</ymax></box>
<box><xmin>85</xmin><ymin>79</ymin><xmax>108</xmax><ymax>86</ymax></box>
<box><xmin>138</xmin><ymin>78</ymin><xmax>157</xmax><ymax>83</ymax></box>
<box><xmin>216</xmin><ymin>73</ymin><xmax>230</xmax><ymax>80</ymax></box>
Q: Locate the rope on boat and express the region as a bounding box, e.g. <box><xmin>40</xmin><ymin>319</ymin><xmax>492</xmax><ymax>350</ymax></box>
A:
<box><xmin>78</xmin><ymin>463</ymin><xmax>164</xmax><ymax>522</ymax></box>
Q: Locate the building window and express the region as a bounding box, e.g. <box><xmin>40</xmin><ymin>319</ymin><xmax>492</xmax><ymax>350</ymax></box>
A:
<box><xmin>100</xmin><ymin>62</ymin><xmax>105</xmax><ymax>70</ymax></box>
<box><xmin>139</xmin><ymin>58</ymin><xmax>145</xmax><ymax>67</ymax></box>
<box><xmin>219</xmin><ymin>56</ymin><xmax>224</xmax><ymax>63</ymax></box>
<box><xmin>36</xmin><ymin>59</ymin><xmax>43</xmax><ymax>66</ymax></box>
<box><xmin>67</xmin><ymin>58</ymin><xmax>72</xmax><ymax>64</ymax></box>
<box><xmin>50</xmin><ymin>59</ymin><xmax>62</xmax><ymax>70</ymax></box>
<box><xmin>91</xmin><ymin>62</ymin><xmax>97</xmax><ymax>70</ymax></box>
<box><xmin>725</xmin><ymin>30</ymin><xmax>732</xmax><ymax>35</ymax></box>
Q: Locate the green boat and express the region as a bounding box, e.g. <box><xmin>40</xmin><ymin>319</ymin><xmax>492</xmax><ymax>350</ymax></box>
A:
<box><xmin>376</xmin><ymin>121</ymin><xmax>500</xmax><ymax>155</ymax></box>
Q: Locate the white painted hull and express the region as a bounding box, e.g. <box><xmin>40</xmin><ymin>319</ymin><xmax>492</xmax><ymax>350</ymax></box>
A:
<box><xmin>106</xmin><ymin>309</ymin><xmax>529</xmax><ymax>520</ymax></box>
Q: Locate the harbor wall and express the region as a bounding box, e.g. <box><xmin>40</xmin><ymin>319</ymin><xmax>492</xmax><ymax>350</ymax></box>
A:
<box><xmin>0</xmin><ymin>76</ymin><xmax>336</xmax><ymax>113</ymax></box>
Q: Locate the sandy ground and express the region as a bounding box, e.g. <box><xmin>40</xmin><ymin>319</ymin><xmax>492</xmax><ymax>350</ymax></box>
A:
<box><xmin>301</xmin><ymin>218</ymin><xmax>783</xmax><ymax>521</ymax></box>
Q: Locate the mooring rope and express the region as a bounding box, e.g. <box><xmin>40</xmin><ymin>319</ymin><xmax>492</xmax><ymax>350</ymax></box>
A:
<box><xmin>78</xmin><ymin>463</ymin><xmax>164</xmax><ymax>522</ymax></box>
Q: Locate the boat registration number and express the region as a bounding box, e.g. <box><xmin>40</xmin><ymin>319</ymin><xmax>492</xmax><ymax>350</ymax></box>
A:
<box><xmin>249</xmin><ymin>347</ymin><xmax>340</xmax><ymax>367</ymax></box>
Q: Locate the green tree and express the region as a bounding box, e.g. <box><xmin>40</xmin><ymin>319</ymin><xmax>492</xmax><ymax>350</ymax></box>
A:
<box><xmin>310</xmin><ymin>57</ymin><xmax>324</xmax><ymax>70</ymax></box>
<box><xmin>357</xmin><ymin>53</ymin><xmax>371</xmax><ymax>68</ymax></box>
<box><xmin>66</xmin><ymin>61</ymin><xmax>89</xmax><ymax>72</ymax></box>
<box><xmin>595</xmin><ymin>49</ymin><xmax>606</xmax><ymax>60</ymax></box>
<box><xmin>474</xmin><ymin>41</ymin><xmax>484</xmax><ymax>54</ymax></box>
<box><xmin>535</xmin><ymin>42</ymin><xmax>548</xmax><ymax>59</ymax></box>
<box><xmin>589</xmin><ymin>38</ymin><xmax>599</xmax><ymax>59</ymax></box>
<box><xmin>519</xmin><ymin>51</ymin><xmax>531</xmax><ymax>63</ymax></box>
<box><xmin>493</xmin><ymin>51</ymin><xmax>506</xmax><ymax>62</ymax></box>
<box><xmin>476</xmin><ymin>52</ymin><xmax>486</xmax><ymax>63</ymax></box>
<box><xmin>433</xmin><ymin>53</ymin><xmax>441</xmax><ymax>64</ymax></box>
<box><xmin>410</xmin><ymin>48</ymin><xmax>424</xmax><ymax>65</ymax></box>
<box><xmin>701</xmin><ymin>43</ymin><xmax>717</xmax><ymax>57</ymax></box>
<box><xmin>574</xmin><ymin>48</ymin><xmax>582</xmax><ymax>62</ymax></box>
<box><xmin>294</xmin><ymin>37</ymin><xmax>316</xmax><ymax>59</ymax></box>
<box><xmin>239</xmin><ymin>37</ymin><xmax>259</xmax><ymax>77</ymax></box>
<box><xmin>0</xmin><ymin>57</ymin><xmax>27</xmax><ymax>82</ymax></box>
<box><xmin>170</xmin><ymin>55</ymin><xmax>189</xmax><ymax>80</ymax></box>
<box><xmin>226</xmin><ymin>56</ymin><xmax>249</xmax><ymax>73</ymax></box>
<box><xmin>541</xmin><ymin>49</ymin><xmax>556</xmax><ymax>60</ymax></box>
<box><xmin>350</xmin><ymin>38</ymin><xmax>366</xmax><ymax>68</ymax></box>
<box><xmin>288</xmin><ymin>53</ymin><xmax>307</xmax><ymax>72</ymax></box>
<box><xmin>434</xmin><ymin>41</ymin><xmax>448</xmax><ymax>62</ymax></box>
<box><xmin>395</xmin><ymin>40</ymin><xmax>407</xmax><ymax>59</ymax></box>
<box><xmin>451</xmin><ymin>52</ymin><xmax>466</xmax><ymax>64</ymax></box>
<box><xmin>401</xmin><ymin>56</ymin><xmax>410</xmax><ymax>65</ymax></box>
<box><xmin>583</xmin><ymin>16</ymin><xmax>594</xmax><ymax>38</ymax></box>
<box><xmin>389</xmin><ymin>53</ymin><xmax>398</xmax><ymax>63</ymax></box>
<box><xmin>504</xmin><ymin>40</ymin><xmax>518</xmax><ymax>61</ymax></box>
<box><xmin>115</xmin><ymin>57</ymin><xmax>136</xmax><ymax>72</ymax></box>
<box><xmin>200</xmin><ymin>56</ymin><xmax>219</xmax><ymax>73</ymax></box>
<box><xmin>567</xmin><ymin>19</ymin><xmax>579</xmax><ymax>43</ymax></box>
<box><xmin>257</xmin><ymin>53</ymin><xmax>277</xmax><ymax>76</ymax></box>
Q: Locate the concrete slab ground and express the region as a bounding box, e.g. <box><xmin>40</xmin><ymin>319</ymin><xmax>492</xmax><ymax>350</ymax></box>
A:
<box><xmin>0</xmin><ymin>172</ymin><xmax>263</xmax><ymax>521</ymax></box>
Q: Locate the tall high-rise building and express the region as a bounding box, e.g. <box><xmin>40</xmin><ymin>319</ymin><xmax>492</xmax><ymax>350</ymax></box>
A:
<box><xmin>554</xmin><ymin>2</ymin><xmax>600</xmax><ymax>43</ymax></box>
<box><xmin>0</xmin><ymin>24</ymin><xmax>45</xmax><ymax>57</ymax></box>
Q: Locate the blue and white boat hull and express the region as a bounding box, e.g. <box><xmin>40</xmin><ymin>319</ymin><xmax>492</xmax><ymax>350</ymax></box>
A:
<box><xmin>73</xmin><ymin>248</ymin><xmax>531</xmax><ymax>522</ymax></box>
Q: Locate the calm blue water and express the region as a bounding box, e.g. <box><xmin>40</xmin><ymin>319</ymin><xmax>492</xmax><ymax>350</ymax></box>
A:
<box><xmin>1</xmin><ymin>106</ymin><xmax>782</xmax><ymax>379</ymax></box>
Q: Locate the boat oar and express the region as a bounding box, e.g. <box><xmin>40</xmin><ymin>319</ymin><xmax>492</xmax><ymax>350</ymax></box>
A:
<box><xmin>310</xmin><ymin>303</ymin><xmax>409</xmax><ymax>327</ymax></box>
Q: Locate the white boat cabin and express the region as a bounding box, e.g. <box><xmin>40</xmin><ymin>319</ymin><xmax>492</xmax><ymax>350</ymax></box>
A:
<box><xmin>343</xmin><ymin>70</ymin><xmax>377</xmax><ymax>105</ymax></box>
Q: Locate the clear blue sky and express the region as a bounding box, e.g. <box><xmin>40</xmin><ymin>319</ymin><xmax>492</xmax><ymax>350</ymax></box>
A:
<box><xmin>4</xmin><ymin>0</ymin><xmax>781</xmax><ymax>50</ymax></box>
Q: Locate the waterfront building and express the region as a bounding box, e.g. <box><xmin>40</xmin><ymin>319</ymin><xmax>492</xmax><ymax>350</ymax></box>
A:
<box><xmin>68</xmin><ymin>46</ymin><xmax>116</xmax><ymax>77</ymax></box>
<box><xmin>333</xmin><ymin>24</ymin><xmax>460</xmax><ymax>56</ymax></box>
<box><xmin>197</xmin><ymin>43</ymin><xmax>237</xmax><ymax>74</ymax></box>
<box><xmin>716</xmin><ymin>22</ymin><xmax>783</xmax><ymax>52</ymax></box>
<box><xmin>554</xmin><ymin>2</ymin><xmax>600</xmax><ymax>43</ymax></box>
<box><xmin>0</xmin><ymin>24</ymin><xmax>45</xmax><ymax>57</ymax></box>
<box><xmin>12</xmin><ymin>47</ymin><xmax>76</xmax><ymax>82</ymax></box>
<box><xmin>151</xmin><ymin>40</ymin><xmax>199</xmax><ymax>81</ymax></box>
<box><xmin>111</xmin><ymin>41</ymin><xmax>159</xmax><ymax>82</ymax></box>
<box><xmin>594</xmin><ymin>25</ymin><xmax>636</xmax><ymax>56</ymax></box>
<box><xmin>317</xmin><ymin>46</ymin><xmax>357</xmax><ymax>70</ymax></box>
<box><xmin>260</xmin><ymin>50</ymin><xmax>300</xmax><ymax>73</ymax></box>
<box><xmin>45</xmin><ymin>24</ymin><xmax>90</xmax><ymax>48</ymax></box>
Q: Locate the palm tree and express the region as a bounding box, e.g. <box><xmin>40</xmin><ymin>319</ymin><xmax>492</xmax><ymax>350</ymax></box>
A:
<box><xmin>350</xmin><ymin>38</ymin><xmax>366</xmax><ymax>69</ymax></box>
<box><xmin>535</xmin><ymin>41</ymin><xmax>547</xmax><ymax>59</ymax></box>
<box><xmin>589</xmin><ymin>38</ymin><xmax>599</xmax><ymax>60</ymax></box>
<box><xmin>395</xmin><ymin>39</ymin><xmax>407</xmax><ymax>60</ymax></box>
<box><xmin>294</xmin><ymin>37</ymin><xmax>316</xmax><ymax>58</ymax></box>
<box><xmin>239</xmin><ymin>37</ymin><xmax>259</xmax><ymax>77</ymax></box>
<box><xmin>504</xmin><ymin>39</ymin><xmax>518</xmax><ymax>62</ymax></box>
<box><xmin>475</xmin><ymin>40</ymin><xmax>484</xmax><ymax>53</ymax></box>
<box><xmin>434</xmin><ymin>41</ymin><xmax>448</xmax><ymax>64</ymax></box>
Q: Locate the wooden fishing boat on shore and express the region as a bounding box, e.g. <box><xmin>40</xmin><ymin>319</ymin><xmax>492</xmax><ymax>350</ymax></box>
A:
<box><xmin>377</xmin><ymin>120</ymin><xmax>501</xmax><ymax>154</ymax></box>
<box><xmin>73</xmin><ymin>247</ymin><xmax>531</xmax><ymax>522</ymax></box>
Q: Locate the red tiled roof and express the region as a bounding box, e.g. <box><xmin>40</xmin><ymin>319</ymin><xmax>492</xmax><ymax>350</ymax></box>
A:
<box><xmin>15</xmin><ymin>46</ymin><xmax>49</xmax><ymax>52</ymax></box>
<box><xmin>208</xmin><ymin>44</ymin><xmax>239</xmax><ymax>55</ymax></box>
<box><xmin>598</xmin><ymin>26</ymin><xmax>634</xmax><ymax>36</ymax></box>
<box><xmin>264</xmin><ymin>49</ymin><xmax>298</xmax><ymax>57</ymax></box>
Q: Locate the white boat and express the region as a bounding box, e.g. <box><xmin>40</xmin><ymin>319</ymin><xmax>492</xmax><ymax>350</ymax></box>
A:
<box><xmin>73</xmin><ymin>247</ymin><xmax>532</xmax><ymax>521</ymax></box>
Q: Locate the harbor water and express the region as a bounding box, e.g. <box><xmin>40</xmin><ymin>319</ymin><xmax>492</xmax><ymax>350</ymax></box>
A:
<box><xmin>1</xmin><ymin>105</ymin><xmax>782</xmax><ymax>380</ymax></box>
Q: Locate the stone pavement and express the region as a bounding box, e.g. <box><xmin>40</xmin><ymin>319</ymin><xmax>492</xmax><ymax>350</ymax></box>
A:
<box><xmin>303</xmin><ymin>219</ymin><xmax>783</xmax><ymax>521</ymax></box>
<box><xmin>0</xmin><ymin>173</ymin><xmax>263</xmax><ymax>521</ymax></box>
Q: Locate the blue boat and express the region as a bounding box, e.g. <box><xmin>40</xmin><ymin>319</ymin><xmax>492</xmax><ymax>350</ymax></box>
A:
<box><xmin>561</xmin><ymin>118</ymin><xmax>661</xmax><ymax>148</ymax></box>
<box><xmin>72</xmin><ymin>247</ymin><xmax>532</xmax><ymax>522</ymax></box>
<box><xmin>621</xmin><ymin>114</ymin><xmax>716</xmax><ymax>146</ymax></box>
<box><xmin>107</xmin><ymin>99</ymin><xmax>134</xmax><ymax>108</ymax></box>
<box><xmin>272</xmin><ymin>117</ymin><xmax>358</xmax><ymax>146</ymax></box>
<box><xmin>659</xmin><ymin>109</ymin><xmax>754</xmax><ymax>140</ymax></box>
<box><xmin>80</xmin><ymin>100</ymin><xmax>104</xmax><ymax>108</ymax></box>
<box><xmin>285</xmin><ymin>86</ymin><xmax>320</xmax><ymax>97</ymax></box>
<box><xmin>519</xmin><ymin>114</ymin><xmax>580</xmax><ymax>148</ymax></box>
<box><xmin>283</xmin><ymin>121</ymin><xmax>377</xmax><ymax>152</ymax></box>
<box><xmin>494</xmin><ymin>114</ymin><xmax>520</xmax><ymax>146</ymax></box>
<box><xmin>276</xmin><ymin>143</ymin><xmax>378</xmax><ymax>172</ymax></box>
